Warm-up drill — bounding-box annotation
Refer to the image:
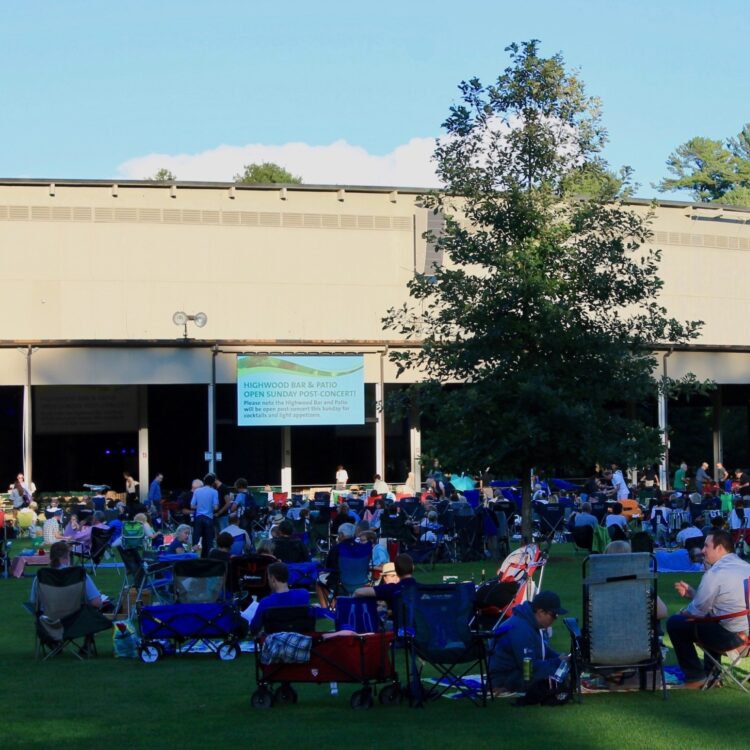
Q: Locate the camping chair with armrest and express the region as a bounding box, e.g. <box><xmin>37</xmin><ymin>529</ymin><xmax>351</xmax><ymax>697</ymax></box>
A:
<box><xmin>398</xmin><ymin>582</ymin><xmax>492</xmax><ymax>707</ymax></box>
<box><xmin>31</xmin><ymin>566</ymin><xmax>112</xmax><ymax>660</ymax></box>
<box><xmin>116</xmin><ymin>547</ymin><xmax>174</xmax><ymax>616</ymax></box>
<box><xmin>571</xmin><ymin>524</ymin><xmax>594</xmax><ymax>554</ymax></box>
<box><xmin>537</xmin><ymin>504</ymin><xmax>566</xmax><ymax>543</ymax></box>
<box><xmin>690</xmin><ymin>576</ymin><xmax>750</xmax><ymax>692</ymax></box>
<box><xmin>336</xmin><ymin>541</ymin><xmax>373</xmax><ymax>598</ymax></box>
<box><xmin>564</xmin><ymin>552</ymin><xmax>666</xmax><ymax>701</ymax></box>
<box><xmin>72</xmin><ymin>526</ymin><xmax>114</xmax><ymax>575</ymax></box>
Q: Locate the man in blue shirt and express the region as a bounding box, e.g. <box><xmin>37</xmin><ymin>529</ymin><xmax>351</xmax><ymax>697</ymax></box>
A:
<box><xmin>190</xmin><ymin>475</ymin><xmax>219</xmax><ymax>559</ymax></box>
<box><xmin>248</xmin><ymin>562</ymin><xmax>312</xmax><ymax>635</ymax></box>
<box><xmin>147</xmin><ymin>473</ymin><xmax>163</xmax><ymax>511</ymax></box>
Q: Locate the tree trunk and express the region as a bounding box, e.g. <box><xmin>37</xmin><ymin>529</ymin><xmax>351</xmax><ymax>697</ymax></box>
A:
<box><xmin>521</xmin><ymin>472</ymin><xmax>533</xmax><ymax>544</ymax></box>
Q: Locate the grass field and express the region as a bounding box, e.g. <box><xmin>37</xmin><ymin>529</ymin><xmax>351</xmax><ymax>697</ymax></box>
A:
<box><xmin>1</xmin><ymin>543</ymin><xmax>744</xmax><ymax>750</ymax></box>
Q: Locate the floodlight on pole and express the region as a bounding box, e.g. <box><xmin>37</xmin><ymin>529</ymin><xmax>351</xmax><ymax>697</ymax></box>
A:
<box><xmin>172</xmin><ymin>311</ymin><xmax>208</xmax><ymax>340</ymax></box>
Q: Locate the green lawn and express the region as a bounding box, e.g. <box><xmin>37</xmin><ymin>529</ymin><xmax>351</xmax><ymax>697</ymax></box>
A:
<box><xmin>1</xmin><ymin>544</ymin><xmax>743</xmax><ymax>750</ymax></box>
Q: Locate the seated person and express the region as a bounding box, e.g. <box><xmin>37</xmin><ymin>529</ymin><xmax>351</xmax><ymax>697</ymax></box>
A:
<box><xmin>316</xmin><ymin>523</ymin><xmax>358</xmax><ymax>606</ymax></box>
<box><xmin>166</xmin><ymin>524</ymin><xmax>192</xmax><ymax>554</ymax></box>
<box><xmin>354</xmin><ymin>553</ymin><xmax>416</xmax><ymax>603</ymax></box>
<box><xmin>571</xmin><ymin>502</ymin><xmax>598</xmax><ymax>530</ymax></box>
<box><xmin>223</xmin><ymin>511</ymin><xmax>252</xmax><ymax>555</ymax></box>
<box><xmin>208</xmin><ymin>531</ymin><xmax>233</xmax><ymax>563</ymax></box>
<box><xmin>701</xmin><ymin>514</ymin><xmax>725</xmax><ymax>538</ymax></box>
<box><xmin>42</xmin><ymin>507</ymin><xmax>67</xmax><ymax>546</ymax></box>
<box><xmin>256</xmin><ymin>539</ymin><xmax>277</xmax><ymax>559</ymax></box>
<box><xmin>650</xmin><ymin>499</ymin><xmax>672</xmax><ymax>545</ymax></box>
<box><xmin>667</xmin><ymin>529</ymin><xmax>750</xmax><ymax>688</ymax></box>
<box><xmin>30</xmin><ymin>541</ymin><xmax>103</xmax><ymax>611</ymax></box>
<box><xmin>273</xmin><ymin>520</ymin><xmax>311</xmax><ymax>563</ymax></box>
<box><xmin>132</xmin><ymin>512</ymin><xmax>161</xmax><ymax>548</ymax></box>
<box><xmin>416</xmin><ymin>511</ymin><xmax>440</xmax><ymax>542</ymax></box>
<box><xmin>360</xmin><ymin>530</ymin><xmax>389</xmax><ymax>576</ymax></box>
<box><xmin>331</xmin><ymin>503</ymin><xmax>356</xmax><ymax>535</ymax></box>
<box><xmin>729</xmin><ymin>499</ymin><xmax>747</xmax><ymax>532</ymax></box>
<box><xmin>247</xmin><ymin>562</ymin><xmax>312</xmax><ymax>635</ymax></box>
<box><xmin>66</xmin><ymin>511</ymin><xmax>110</xmax><ymax>554</ymax></box>
<box><xmin>489</xmin><ymin>590</ymin><xmax>568</xmax><ymax>703</ymax></box>
<box><xmin>676</xmin><ymin>521</ymin><xmax>703</xmax><ymax>548</ymax></box>
<box><xmin>604</xmin><ymin>502</ymin><xmax>629</xmax><ymax>539</ymax></box>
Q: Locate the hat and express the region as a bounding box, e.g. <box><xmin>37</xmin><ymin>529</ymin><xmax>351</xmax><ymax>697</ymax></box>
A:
<box><xmin>532</xmin><ymin>591</ymin><xmax>567</xmax><ymax>615</ymax></box>
<box><xmin>49</xmin><ymin>506</ymin><xmax>63</xmax><ymax>515</ymax></box>
<box><xmin>381</xmin><ymin>562</ymin><xmax>397</xmax><ymax>576</ymax></box>
<box><xmin>271</xmin><ymin>513</ymin><xmax>284</xmax><ymax>524</ymax></box>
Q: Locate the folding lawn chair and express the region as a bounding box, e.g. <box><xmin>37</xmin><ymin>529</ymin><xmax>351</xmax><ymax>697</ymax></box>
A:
<box><xmin>398</xmin><ymin>582</ymin><xmax>492</xmax><ymax>707</ymax></box>
<box><xmin>690</xmin><ymin>576</ymin><xmax>750</xmax><ymax>692</ymax></box>
<box><xmin>31</xmin><ymin>567</ymin><xmax>112</xmax><ymax>660</ymax></box>
<box><xmin>337</xmin><ymin>541</ymin><xmax>373</xmax><ymax>596</ymax></box>
<box><xmin>116</xmin><ymin>546</ymin><xmax>174</xmax><ymax>615</ymax></box>
<box><xmin>571</xmin><ymin>525</ymin><xmax>594</xmax><ymax>554</ymax></box>
<box><xmin>564</xmin><ymin>552</ymin><xmax>666</xmax><ymax>701</ymax></box>
<box><xmin>71</xmin><ymin>526</ymin><xmax>114</xmax><ymax>575</ymax></box>
<box><xmin>228</xmin><ymin>554</ymin><xmax>274</xmax><ymax>600</ymax></box>
<box><xmin>537</xmin><ymin>504</ymin><xmax>566</xmax><ymax>543</ymax></box>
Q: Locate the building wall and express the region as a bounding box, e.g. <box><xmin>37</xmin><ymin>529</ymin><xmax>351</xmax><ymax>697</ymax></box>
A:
<box><xmin>1</xmin><ymin>181</ymin><xmax>750</xmax><ymax>384</ymax></box>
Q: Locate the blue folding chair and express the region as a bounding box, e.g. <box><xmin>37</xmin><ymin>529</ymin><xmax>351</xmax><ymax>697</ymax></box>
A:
<box><xmin>337</xmin><ymin>542</ymin><xmax>373</xmax><ymax>596</ymax></box>
<box><xmin>398</xmin><ymin>582</ymin><xmax>491</xmax><ymax>707</ymax></box>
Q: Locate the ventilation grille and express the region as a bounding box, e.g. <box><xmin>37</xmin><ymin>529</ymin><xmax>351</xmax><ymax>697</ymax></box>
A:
<box><xmin>0</xmin><ymin>204</ymin><xmax>412</xmax><ymax>232</ymax></box>
<box><xmin>654</xmin><ymin>230</ymin><xmax>750</xmax><ymax>251</ymax></box>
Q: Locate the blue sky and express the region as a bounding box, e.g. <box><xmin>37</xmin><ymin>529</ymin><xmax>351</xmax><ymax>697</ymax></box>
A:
<box><xmin>1</xmin><ymin>0</ymin><xmax>748</xmax><ymax>198</ymax></box>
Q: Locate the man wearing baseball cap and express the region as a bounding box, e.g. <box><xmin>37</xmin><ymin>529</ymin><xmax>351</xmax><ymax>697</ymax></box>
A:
<box><xmin>489</xmin><ymin>590</ymin><xmax>570</xmax><ymax>705</ymax></box>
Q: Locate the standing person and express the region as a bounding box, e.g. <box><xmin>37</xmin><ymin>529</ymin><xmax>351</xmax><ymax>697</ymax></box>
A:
<box><xmin>610</xmin><ymin>463</ymin><xmax>629</xmax><ymax>502</ymax></box>
<box><xmin>190</xmin><ymin>476</ymin><xmax>219</xmax><ymax>558</ymax></box>
<box><xmin>10</xmin><ymin>473</ymin><xmax>36</xmax><ymax>508</ymax></box>
<box><xmin>372</xmin><ymin>474</ymin><xmax>389</xmax><ymax>496</ymax></box>
<box><xmin>123</xmin><ymin>471</ymin><xmax>139</xmax><ymax>513</ymax></box>
<box><xmin>667</xmin><ymin>529</ymin><xmax>750</xmax><ymax>688</ymax></box>
<box><xmin>715</xmin><ymin>463</ymin><xmax>730</xmax><ymax>491</ymax></box>
<box><xmin>335</xmin><ymin>465</ymin><xmax>349</xmax><ymax>490</ymax></box>
<box><xmin>211</xmin><ymin>475</ymin><xmax>234</xmax><ymax>532</ymax></box>
<box><xmin>147</xmin><ymin>473</ymin><xmax>163</xmax><ymax>511</ymax></box>
<box><xmin>673</xmin><ymin>462</ymin><xmax>687</xmax><ymax>492</ymax></box>
<box><xmin>695</xmin><ymin>462</ymin><xmax>712</xmax><ymax>495</ymax></box>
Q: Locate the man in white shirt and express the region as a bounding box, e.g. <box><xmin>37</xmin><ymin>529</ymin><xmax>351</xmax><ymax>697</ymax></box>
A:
<box><xmin>610</xmin><ymin>463</ymin><xmax>630</xmax><ymax>501</ymax></box>
<box><xmin>667</xmin><ymin>529</ymin><xmax>750</xmax><ymax>688</ymax></box>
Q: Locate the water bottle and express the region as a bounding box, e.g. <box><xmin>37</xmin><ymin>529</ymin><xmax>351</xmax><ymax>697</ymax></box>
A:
<box><xmin>522</xmin><ymin>648</ymin><xmax>532</xmax><ymax>684</ymax></box>
<box><xmin>552</xmin><ymin>658</ymin><xmax>570</xmax><ymax>683</ymax></box>
<box><xmin>330</xmin><ymin>682</ymin><xmax>338</xmax><ymax>696</ymax></box>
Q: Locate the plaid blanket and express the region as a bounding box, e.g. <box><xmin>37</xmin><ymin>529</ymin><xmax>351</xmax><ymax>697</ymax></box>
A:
<box><xmin>261</xmin><ymin>632</ymin><xmax>313</xmax><ymax>665</ymax></box>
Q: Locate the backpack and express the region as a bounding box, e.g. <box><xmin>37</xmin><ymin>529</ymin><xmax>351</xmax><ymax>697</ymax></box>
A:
<box><xmin>120</xmin><ymin>521</ymin><xmax>146</xmax><ymax>550</ymax></box>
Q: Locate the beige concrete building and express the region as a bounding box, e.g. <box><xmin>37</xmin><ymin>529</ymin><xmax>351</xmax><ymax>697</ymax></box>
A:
<box><xmin>1</xmin><ymin>178</ymin><xmax>749</xmax><ymax>494</ymax></box>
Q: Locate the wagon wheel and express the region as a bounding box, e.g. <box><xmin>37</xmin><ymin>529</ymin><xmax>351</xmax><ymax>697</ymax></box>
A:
<box><xmin>350</xmin><ymin>688</ymin><xmax>374</xmax><ymax>709</ymax></box>
<box><xmin>251</xmin><ymin>688</ymin><xmax>274</xmax><ymax>708</ymax></box>
<box><xmin>139</xmin><ymin>643</ymin><xmax>163</xmax><ymax>664</ymax></box>
<box><xmin>217</xmin><ymin>641</ymin><xmax>240</xmax><ymax>661</ymax></box>
<box><xmin>378</xmin><ymin>683</ymin><xmax>402</xmax><ymax>705</ymax></box>
<box><xmin>274</xmin><ymin>684</ymin><xmax>298</xmax><ymax>704</ymax></box>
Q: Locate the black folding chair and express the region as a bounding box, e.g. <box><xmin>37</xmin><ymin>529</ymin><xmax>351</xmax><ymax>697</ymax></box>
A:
<box><xmin>72</xmin><ymin>526</ymin><xmax>114</xmax><ymax>575</ymax></box>
<box><xmin>31</xmin><ymin>567</ymin><xmax>112</xmax><ymax>660</ymax></box>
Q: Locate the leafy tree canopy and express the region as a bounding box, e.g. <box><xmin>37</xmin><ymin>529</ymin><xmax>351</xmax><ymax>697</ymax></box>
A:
<box><xmin>658</xmin><ymin>124</ymin><xmax>750</xmax><ymax>205</ymax></box>
<box><xmin>146</xmin><ymin>168</ymin><xmax>177</xmax><ymax>182</ymax></box>
<box><xmin>233</xmin><ymin>162</ymin><xmax>302</xmax><ymax>184</ymax></box>
<box><xmin>383</xmin><ymin>40</ymin><xmax>702</xmax><ymax>537</ymax></box>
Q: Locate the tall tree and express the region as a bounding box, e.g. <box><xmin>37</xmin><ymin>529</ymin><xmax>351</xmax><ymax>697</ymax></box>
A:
<box><xmin>146</xmin><ymin>168</ymin><xmax>177</xmax><ymax>182</ymax></box>
<box><xmin>658</xmin><ymin>124</ymin><xmax>750</xmax><ymax>204</ymax></box>
<box><xmin>234</xmin><ymin>162</ymin><xmax>302</xmax><ymax>184</ymax></box>
<box><xmin>383</xmin><ymin>41</ymin><xmax>701</xmax><ymax>539</ymax></box>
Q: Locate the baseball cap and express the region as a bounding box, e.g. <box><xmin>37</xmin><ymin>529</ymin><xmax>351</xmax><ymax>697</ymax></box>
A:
<box><xmin>532</xmin><ymin>591</ymin><xmax>567</xmax><ymax>615</ymax></box>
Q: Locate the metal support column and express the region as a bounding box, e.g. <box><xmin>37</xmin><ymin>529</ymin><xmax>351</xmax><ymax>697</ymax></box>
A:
<box><xmin>138</xmin><ymin>386</ymin><xmax>149</xmax><ymax>501</ymax></box>
<box><xmin>712</xmin><ymin>386</ymin><xmax>723</xmax><ymax>472</ymax></box>
<box><xmin>281</xmin><ymin>427</ymin><xmax>292</xmax><ymax>495</ymax></box>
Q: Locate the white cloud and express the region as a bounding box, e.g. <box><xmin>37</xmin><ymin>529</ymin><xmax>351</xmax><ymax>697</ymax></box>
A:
<box><xmin>117</xmin><ymin>137</ymin><xmax>441</xmax><ymax>188</ymax></box>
